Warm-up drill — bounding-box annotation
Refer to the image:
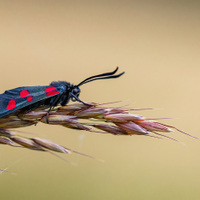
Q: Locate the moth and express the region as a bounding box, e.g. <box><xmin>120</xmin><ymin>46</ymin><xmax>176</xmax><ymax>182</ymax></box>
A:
<box><xmin>0</xmin><ymin>67</ymin><xmax>124</xmax><ymax>120</ymax></box>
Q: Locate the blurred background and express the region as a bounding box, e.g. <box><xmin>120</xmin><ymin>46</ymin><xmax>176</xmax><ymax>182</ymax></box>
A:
<box><xmin>0</xmin><ymin>0</ymin><xmax>200</xmax><ymax>199</ymax></box>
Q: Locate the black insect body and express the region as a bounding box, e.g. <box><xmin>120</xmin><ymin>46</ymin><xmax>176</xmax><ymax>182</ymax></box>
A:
<box><xmin>0</xmin><ymin>67</ymin><xmax>124</xmax><ymax>120</ymax></box>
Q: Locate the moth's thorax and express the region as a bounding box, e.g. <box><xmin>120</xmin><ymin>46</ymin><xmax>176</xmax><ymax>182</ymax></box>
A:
<box><xmin>50</xmin><ymin>81</ymin><xmax>71</xmax><ymax>87</ymax></box>
<box><xmin>50</xmin><ymin>81</ymin><xmax>72</xmax><ymax>92</ymax></box>
<box><xmin>49</xmin><ymin>81</ymin><xmax>80</xmax><ymax>95</ymax></box>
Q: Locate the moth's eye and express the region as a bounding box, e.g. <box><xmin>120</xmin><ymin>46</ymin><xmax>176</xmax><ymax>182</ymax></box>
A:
<box><xmin>73</xmin><ymin>87</ymin><xmax>80</xmax><ymax>95</ymax></box>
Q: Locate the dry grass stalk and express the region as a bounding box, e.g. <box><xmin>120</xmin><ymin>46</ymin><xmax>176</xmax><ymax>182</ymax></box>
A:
<box><xmin>0</xmin><ymin>102</ymin><xmax>198</xmax><ymax>157</ymax></box>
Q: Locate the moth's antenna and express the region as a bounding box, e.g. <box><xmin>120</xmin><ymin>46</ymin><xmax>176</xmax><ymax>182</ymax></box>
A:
<box><xmin>77</xmin><ymin>67</ymin><xmax>125</xmax><ymax>86</ymax></box>
<box><xmin>80</xmin><ymin>71</ymin><xmax>125</xmax><ymax>85</ymax></box>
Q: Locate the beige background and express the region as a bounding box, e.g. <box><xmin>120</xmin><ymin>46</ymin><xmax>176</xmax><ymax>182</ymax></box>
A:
<box><xmin>0</xmin><ymin>1</ymin><xmax>200</xmax><ymax>199</ymax></box>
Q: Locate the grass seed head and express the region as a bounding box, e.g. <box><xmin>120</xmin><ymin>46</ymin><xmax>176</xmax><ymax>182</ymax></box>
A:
<box><xmin>0</xmin><ymin>101</ymin><xmax>196</xmax><ymax>157</ymax></box>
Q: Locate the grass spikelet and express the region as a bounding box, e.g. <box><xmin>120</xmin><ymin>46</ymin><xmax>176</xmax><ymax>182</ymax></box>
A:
<box><xmin>115</xmin><ymin>121</ymin><xmax>149</xmax><ymax>135</ymax></box>
<box><xmin>19</xmin><ymin>110</ymin><xmax>47</xmax><ymax>121</ymax></box>
<box><xmin>10</xmin><ymin>136</ymin><xmax>45</xmax><ymax>150</ymax></box>
<box><xmin>135</xmin><ymin>120</ymin><xmax>173</xmax><ymax>132</ymax></box>
<box><xmin>0</xmin><ymin>116</ymin><xmax>35</xmax><ymax>128</ymax></box>
<box><xmin>0</xmin><ymin>128</ymin><xmax>15</xmax><ymax>137</ymax></box>
<box><xmin>63</xmin><ymin>122</ymin><xmax>92</xmax><ymax>131</ymax></box>
<box><xmin>93</xmin><ymin>124</ymin><xmax>127</xmax><ymax>135</ymax></box>
<box><xmin>40</xmin><ymin>115</ymin><xmax>77</xmax><ymax>125</ymax></box>
<box><xmin>32</xmin><ymin>138</ymin><xmax>71</xmax><ymax>154</ymax></box>
<box><xmin>74</xmin><ymin>107</ymin><xmax>107</xmax><ymax>118</ymax></box>
<box><xmin>0</xmin><ymin>136</ymin><xmax>17</xmax><ymax>146</ymax></box>
<box><xmin>58</xmin><ymin>103</ymin><xmax>91</xmax><ymax>114</ymax></box>
<box><xmin>104</xmin><ymin>113</ymin><xmax>145</xmax><ymax>123</ymax></box>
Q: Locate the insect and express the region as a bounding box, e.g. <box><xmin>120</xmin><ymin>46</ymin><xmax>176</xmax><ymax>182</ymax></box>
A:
<box><xmin>0</xmin><ymin>67</ymin><xmax>124</xmax><ymax>121</ymax></box>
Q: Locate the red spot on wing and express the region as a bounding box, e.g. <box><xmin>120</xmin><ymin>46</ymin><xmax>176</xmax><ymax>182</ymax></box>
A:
<box><xmin>45</xmin><ymin>86</ymin><xmax>57</xmax><ymax>93</ymax></box>
<box><xmin>27</xmin><ymin>96</ymin><xmax>33</xmax><ymax>102</ymax></box>
<box><xmin>46</xmin><ymin>90</ymin><xmax>60</xmax><ymax>97</ymax></box>
<box><xmin>20</xmin><ymin>90</ymin><xmax>29</xmax><ymax>98</ymax></box>
<box><xmin>6</xmin><ymin>100</ymin><xmax>16</xmax><ymax>110</ymax></box>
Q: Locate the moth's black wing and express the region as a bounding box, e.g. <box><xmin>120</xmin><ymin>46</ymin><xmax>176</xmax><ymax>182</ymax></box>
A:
<box><xmin>0</xmin><ymin>85</ymin><xmax>65</xmax><ymax>118</ymax></box>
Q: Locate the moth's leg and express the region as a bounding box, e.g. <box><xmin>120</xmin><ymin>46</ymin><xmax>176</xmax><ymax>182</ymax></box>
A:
<box><xmin>70</xmin><ymin>93</ymin><xmax>92</xmax><ymax>106</ymax></box>
<box><xmin>46</xmin><ymin>95</ymin><xmax>62</xmax><ymax>123</ymax></box>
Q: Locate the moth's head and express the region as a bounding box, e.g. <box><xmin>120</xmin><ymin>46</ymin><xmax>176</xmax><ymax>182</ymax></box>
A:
<box><xmin>70</xmin><ymin>85</ymin><xmax>81</xmax><ymax>102</ymax></box>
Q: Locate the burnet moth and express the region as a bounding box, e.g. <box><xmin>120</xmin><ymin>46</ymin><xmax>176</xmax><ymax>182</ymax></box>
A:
<box><xmin>0</xmin><ymin>67</ymin><xmax>124</xmax><ymax>121</ymax></box>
